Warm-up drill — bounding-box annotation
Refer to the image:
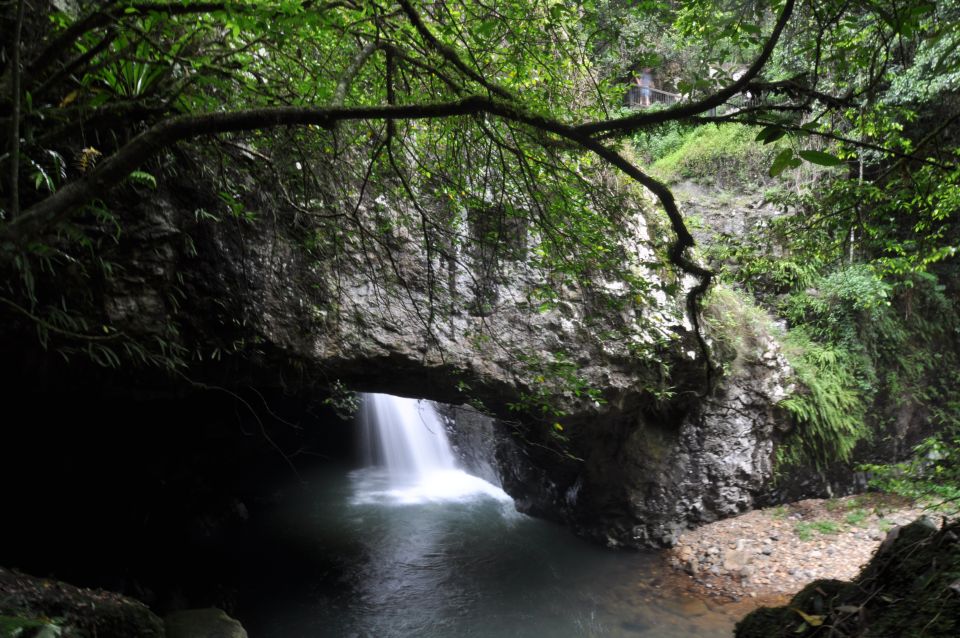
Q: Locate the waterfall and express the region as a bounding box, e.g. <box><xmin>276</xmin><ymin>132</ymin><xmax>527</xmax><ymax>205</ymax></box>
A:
<box><xmin>352</xmin><ymin>393</ymin><xmax>512</xmax><ymax>505</ymax></box>
<box><xmin>360</xmin><ymin>393</ymin><xmax>457</xmax><ymax>476</ymax></box>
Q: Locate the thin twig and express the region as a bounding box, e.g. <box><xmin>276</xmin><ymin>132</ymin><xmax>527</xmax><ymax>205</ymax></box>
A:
<box><xmin>7</xmin><ymin>0</ymin><xmax>25</xmax><ymax>219</ymax></box>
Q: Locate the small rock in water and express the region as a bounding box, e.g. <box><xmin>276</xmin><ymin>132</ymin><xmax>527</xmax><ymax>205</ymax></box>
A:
<box><xmin>917</xmin><ymin>515</ymin><xmax>938</xmax><ymax>531</ymax></box>
<box><xmin>678</xmin><ymin>598</ymin><xmax>709</xmax><ymax>617</ymax></box>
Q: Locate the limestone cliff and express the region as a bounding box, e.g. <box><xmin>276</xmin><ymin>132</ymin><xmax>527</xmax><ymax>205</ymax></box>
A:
<box><xmin>1</xmin><ymin>152</ymin><xmax>795</xmax><ymax>547</ymax></box>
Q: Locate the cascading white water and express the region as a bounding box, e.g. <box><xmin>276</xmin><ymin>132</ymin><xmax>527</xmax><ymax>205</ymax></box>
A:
<box><xmin>352</xmin><ymin>393</ymin><xmax>512</xmax><ymax>505</ymax></box>
<box><xmin>360</xmin><ymin>393</ymin><xmax>457</xmax><ymax>476</ymax></box>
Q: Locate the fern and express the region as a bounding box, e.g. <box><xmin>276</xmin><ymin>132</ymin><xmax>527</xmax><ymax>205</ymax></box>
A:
<box><xmin>778</xmin><ymin>327</ymin><xmax>872</xmax><ymax>471</ymax></box>
<box><xmin>128</xmin><ymin>170</ymin><xmax>157</xmax><ymax>189</ymax></box>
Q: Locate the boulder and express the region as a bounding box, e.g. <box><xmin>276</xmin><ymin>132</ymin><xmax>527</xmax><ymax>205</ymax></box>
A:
<box><xmin>165</xmin><ymin>608</ymin><xmax>248</xmax><ymax>638</ymax></box>
<box><xmin>0</xmin><ymin>568</ymin><xmax>164</xmax><ymax>638</ymax></box>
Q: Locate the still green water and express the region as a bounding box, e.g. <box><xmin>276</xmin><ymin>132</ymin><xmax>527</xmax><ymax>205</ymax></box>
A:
<box><xmin>241</xmin><ymin>465</ymin><xmax>751</xmax><ymax>638</ymax></box>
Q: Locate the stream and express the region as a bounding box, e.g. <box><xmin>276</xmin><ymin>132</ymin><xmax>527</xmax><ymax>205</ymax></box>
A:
<box><xmin>222</xmin><ymin>394</ymin><xmax>755</xmax><ymax>637</ymax></box>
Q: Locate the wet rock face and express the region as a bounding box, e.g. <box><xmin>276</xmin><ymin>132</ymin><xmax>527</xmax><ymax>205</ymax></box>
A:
<box><xmin>44</xmin><ymin>174</ymin><xmax>795</xmax><ymax>548</ymax></box>
<box><xmin>165</xmin><ymin>608</ymin><xmax>249</xmax><ymax>638</ymax></box>
<box><xmin>436</xmin><ymin>335</ymin><xmax>791</xmax><ymax>548</ymax></box>
<box><xmin>563</xmin><ymin>332</ymin><xmax>793</xmax><ymax>547</ymax></box>
<box><xmin>437</xmin><ymin>403</ymin><xmax>505</xmax><ymax>487</ymax></box>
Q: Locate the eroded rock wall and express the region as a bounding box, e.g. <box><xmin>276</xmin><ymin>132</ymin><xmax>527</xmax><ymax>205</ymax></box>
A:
<box><xmin>3</xmin><ymin>155</ymin><xmax>797</xmax><ymax>548</ymax></box>
<box><xmin>440</xmin><ymin>330</ymin><xmax>792</xmax><ymax>548</ymax></box>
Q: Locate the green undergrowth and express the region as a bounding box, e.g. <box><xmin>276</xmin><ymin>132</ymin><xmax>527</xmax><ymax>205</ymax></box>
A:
<box><xmin>711</xmin><ymin>211</ymin><xmax>960</xmax><ymax>481</ymax></box>
<box><xmin>861</xmin><ymin>431</ymin><xmax>960</xmax><ymax>514</ymax></box>
<box><xmin>702</xmin><ymin>284</ymin><xmax>873</xmax><ymax>472</ymax></box>
<box><xmin>637</xmin><ymin>123</ymin><xmax>783</xmax><ymax>187</ymax></box>
<box><xmin>777</xmin><ymin>326</ymin><xmax>872</xmax><ymax>471</ymax></box>
<box><xmin>702</xmin><ymin>285</ymin><xmax>777</xmax><ymax>375</ymax></box>
<box><xmin>794</xmin><ymin>520</ymin><xmax>842</xmax><ymax>541</ymax></box>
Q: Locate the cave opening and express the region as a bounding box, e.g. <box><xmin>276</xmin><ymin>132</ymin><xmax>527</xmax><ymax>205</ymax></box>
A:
<box><xmin>1</xmin><ymin>364</ymin><xmax>748</xmax><ymax>637</ymax></box>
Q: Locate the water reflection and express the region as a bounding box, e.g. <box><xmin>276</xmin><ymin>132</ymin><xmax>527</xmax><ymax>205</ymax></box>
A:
<box><xmin>240</xmin><ymin>388</ymin><xmax>755</xmax><ymax>638</ymax></box>
<box><xmin>239</xmin><ymin>464</ymin><xmax>744</xmax><ymax>638</ymax></box>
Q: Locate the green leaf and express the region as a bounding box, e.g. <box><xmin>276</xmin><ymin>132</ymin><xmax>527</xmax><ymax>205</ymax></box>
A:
<box><xmin>791</xmin><ymin>608</ymin><xmax>824</xmax><ymax>627</ymax></box>
<box><xmin>798</xmin><ymin>150</ymin><xmax>845</xmax><ymax>167</ymax></box>
<box><xmin>128</xmin><ymin>170</ymin><xmax>157</xmax><ymax>189</ymax></box>
<box><xmin>769</xmin><ymin>148</ymin><xmax>796</xmax><ymax>177</ymax></box>
<box><xmin>756</xmin><ymin>126</ymin><xmax>786</xmax><ymax>144</ymax></box>
<box><xmin>476</xmin><ymin>20</ymin><xmax>496</xmax><ymax>37</ymax></box>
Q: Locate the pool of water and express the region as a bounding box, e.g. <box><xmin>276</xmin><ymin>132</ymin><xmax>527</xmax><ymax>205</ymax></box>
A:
<box><xmin>229</xmin><ymin>464</ymin><xmax>751</xmax><ymax>638</ymax></box>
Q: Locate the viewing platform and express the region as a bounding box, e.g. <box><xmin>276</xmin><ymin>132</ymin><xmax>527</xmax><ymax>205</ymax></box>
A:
<box><xmin>625</xmin><ymin>84</ymin><xmax>763</xmax><ymax>114</ymax></box>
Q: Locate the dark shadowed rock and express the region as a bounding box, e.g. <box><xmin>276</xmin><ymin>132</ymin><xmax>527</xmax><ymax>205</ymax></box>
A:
<box><xmin>165</xmin><ymin>608</ymin><xmax>248</xmax><ymax>638</ymax></box>
<box><xmin>0</xmin><ymin>568</ymin><xmax>164</xmax><ymax>638</ymax></box>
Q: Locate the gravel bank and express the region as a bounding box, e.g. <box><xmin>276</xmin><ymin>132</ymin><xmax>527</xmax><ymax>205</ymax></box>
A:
<box><xmin>665</xmin><ymin>494</ymin><xmax>931</xmax><ymax>601</ymax></box>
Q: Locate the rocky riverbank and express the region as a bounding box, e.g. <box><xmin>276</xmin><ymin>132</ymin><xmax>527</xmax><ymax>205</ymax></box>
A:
<box><xmin>0</xmin><ymin>567</ymin><xmax>247</xmax><ymax>638</ymax></box>
<box><xmin>736</xmin><ymin>516</ymin><xmax>960</xmax><ymax>637</ymax></box>
<box><xmin>665</xmin><ymin>494</ymin><xmax>933</xmax><ymax>601</ymax></box>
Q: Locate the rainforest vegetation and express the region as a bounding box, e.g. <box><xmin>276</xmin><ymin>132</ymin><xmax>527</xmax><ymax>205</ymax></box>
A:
<box><xmin>1</xmin><ymin>0</ymin><xmax>959</xmax><ymax>634</ymax></box>
<box><xmin>4</xmin><ymin>0</ymin><xmax>956</xmax><ymax>496</ymax></box>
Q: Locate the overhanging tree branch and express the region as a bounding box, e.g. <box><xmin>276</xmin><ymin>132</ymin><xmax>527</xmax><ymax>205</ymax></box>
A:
<box><xmin>573</xmin><ymin>0</ymin><xmax>795</xmax><ymax>137</ymax></box>
<box><xmin>5</xmin><ymin>98</ymin><xmax>493</xmax><ymax>239</ymax></box>
<box><xmin>3</xmin><ymin>0</ymin><xmax>808</xmax><ymax>392</ymax></box>
<box><xmin>332</xmin><ymin>40</ymin><xmax>379</xmax><ymax>106</ymax></box>
<box><xmin>3</xmin><ymin>89</ymin><xmax>720</xmax><ymax>388</ymax></box>
<box><xmin>694</xmin><ymin>113</ymin><xmax>954</xmax><ymax>171</ymax></box>
<box><xmin>395</xmin><ymin>0</ymin><xmax>513</xmax><ymax>100</ymax></box>
<box><xmin>569</xmin><ymin>136</ymin><xmax>717</xmax><ymax>393</ymax></box>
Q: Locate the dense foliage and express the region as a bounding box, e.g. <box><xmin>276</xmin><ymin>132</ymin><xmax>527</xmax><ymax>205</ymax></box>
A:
<box><xmin>1</xmin><ymin>1</ymin><xmax>958</xmax><ymax>457</ymax></box>
<box><xmin>683</xmin><ymin>0</ymin><xmax>960</xmax><ymax>492</ymax></box>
